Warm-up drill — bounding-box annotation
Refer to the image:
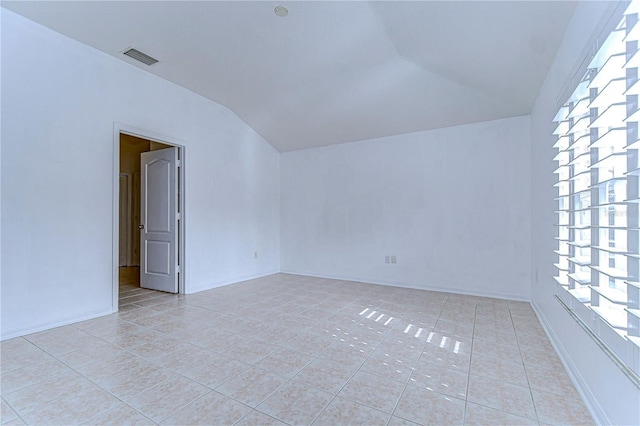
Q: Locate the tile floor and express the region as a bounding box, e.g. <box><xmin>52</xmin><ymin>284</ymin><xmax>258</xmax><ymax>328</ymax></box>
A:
<box><xmin>0</xmin><ymin>272</ymin><xmax>593</xmax><ymax>425</ymax></box>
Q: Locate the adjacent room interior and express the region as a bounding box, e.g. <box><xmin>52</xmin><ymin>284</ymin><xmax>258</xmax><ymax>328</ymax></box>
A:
<box><xmin>1</xmin><ymin>1</ymin><xmax>639</xmax><ymax>425</ymax></box>
<box><xmin>118</xmin><ymin>133</ymin><xmax>182</xmax><ymax>307</ymax></box>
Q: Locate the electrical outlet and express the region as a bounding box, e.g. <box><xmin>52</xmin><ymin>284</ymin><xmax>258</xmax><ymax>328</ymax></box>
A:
<box><xmin>391</xmin><ymin>255</ymin><xmax>397</xmax><ymax>264</ymax></box>
<box><xmin>385</xmin><ymin>255</ymin><xmax>390</xmax><ymax>264</ymax></box>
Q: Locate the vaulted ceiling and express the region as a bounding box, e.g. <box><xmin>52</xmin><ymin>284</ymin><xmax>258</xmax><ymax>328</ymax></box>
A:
<box><xmin>2</xmin><ymin>1</ymin><xmax>577</xmax><ymax>152</ymax></box>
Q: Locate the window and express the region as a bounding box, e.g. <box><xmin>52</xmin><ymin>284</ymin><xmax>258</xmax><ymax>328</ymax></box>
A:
<box><xmin>554</xmin><ymin>0</ymin><xmax>640</xmax><ymax>376</ymax></box>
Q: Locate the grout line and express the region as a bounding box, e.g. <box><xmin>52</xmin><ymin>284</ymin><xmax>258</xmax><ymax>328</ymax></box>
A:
<box><xmin>1</xmin><ymin>394</ymin><xmax>29</xmax><ymax>426</ymax></box>
<box><xmin>462</xmin><ymin>301</ymin><xmax>478</xmax><ymax>426</ymax></box>
<box><xmin>509</xmin><ymin>302</ymin><xmax>541</xmax><ymax>425</ymax></box>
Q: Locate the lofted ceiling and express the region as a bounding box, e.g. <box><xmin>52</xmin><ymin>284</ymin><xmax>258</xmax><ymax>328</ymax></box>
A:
<box><xmin>2</xmin><ymin>1</ymin><xmax>578</xmax><ymax>152</ymax></box>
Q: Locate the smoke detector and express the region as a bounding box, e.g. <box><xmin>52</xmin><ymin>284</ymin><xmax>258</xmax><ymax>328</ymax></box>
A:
<box><xmin>274</xmin><ymin>5</ymin><xmax>288</xmax><ymax>17</ymax></box>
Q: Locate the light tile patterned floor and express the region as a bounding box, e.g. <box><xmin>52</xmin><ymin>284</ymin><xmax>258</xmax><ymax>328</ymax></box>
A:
<box><xmin>0</xmin><ymin>272</ymin><xmax>593</xmax><ymax>425</ymax></box>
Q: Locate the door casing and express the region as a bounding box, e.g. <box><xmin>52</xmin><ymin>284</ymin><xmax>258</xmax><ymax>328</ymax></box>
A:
<box><xmin>112</xmin><ymin>123</ymin><xmax>186</xmax><ymax>311</ymax></box>
<box><xmin>118</xmin><ymin>173</ymin><xmax>132</xmax><ymax>266</ymax></box>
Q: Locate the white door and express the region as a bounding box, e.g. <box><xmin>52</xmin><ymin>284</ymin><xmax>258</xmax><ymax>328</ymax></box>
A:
<box><xmin>140</xmin><ymin>147</ymin><xmax>178</xmax><ymax>293</ymax></box>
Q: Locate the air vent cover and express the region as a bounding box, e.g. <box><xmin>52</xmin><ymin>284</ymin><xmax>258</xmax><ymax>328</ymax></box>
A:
<box><xmin>122</xmin><ymin>48</ymin><xmax>158</xmax><ymax>66</ymax></box>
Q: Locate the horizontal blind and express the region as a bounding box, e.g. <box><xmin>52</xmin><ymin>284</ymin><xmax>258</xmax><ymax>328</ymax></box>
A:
<box><xmin>554</xmin><ymin>0</ymin><xmax>640</xmax><ymax>375</ymax></box>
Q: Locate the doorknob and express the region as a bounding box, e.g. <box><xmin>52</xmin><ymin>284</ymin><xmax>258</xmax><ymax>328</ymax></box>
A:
<box><xmin>138</xmin><ymin>224</ymin><xmax>144</xmax><ymax>229</ymax></box>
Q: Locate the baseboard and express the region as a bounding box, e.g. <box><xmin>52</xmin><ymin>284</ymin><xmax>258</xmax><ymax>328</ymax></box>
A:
<box><xmin>186</xmin><ymin>269</ymin><xmax>281</xmax><ymax>294</ymax></box>
<box><xmin>279</xmin><ymin>269</ymin><xmax>530</xmax><ymax>302</ymax></box>
<box><xmin>0</xmin><ymin>308</ymin><xmax>113</xmax><ymax>341</ymax></box>
<box><xmin>530</xmin><ymin>301</ymin><xmax>609</xmax><ymax>425</ymax></box>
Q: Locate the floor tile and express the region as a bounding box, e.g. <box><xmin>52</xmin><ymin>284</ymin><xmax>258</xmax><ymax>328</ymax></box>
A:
<box><xmin>2</xmin><ymin>419</ymin><xmax>26</xmax><ymax>425</ymax></box>
<box><xmin>467</xmin><ymin>374</ymin><xmax>537</xmax><ymax>420</ymax></box>
<box><xmin>284</xmin><ymin>333</ymin><xmax>335</xmax><ymax>356</ymax></box>
<box><xmin>470</xmin><ymin>352</ymin><xmax>528</xmax><ymax>387</ymax></box>
<box><xmin>471</xmin><ymin>338</ymin><xmax>521</xmax><ymax>361</ymax></box>
<box><xmin>305</xmin><ymin>320</ymin><xmax>351</xmax><ymax>339</ymax></box>
<box><xmin>521</xmin><ymin>346</ymin><xmax>566</xmax><ymax>372</ymax></box>
<box><xmin>338</xmin><ymin>371</ymin><xmax>405</xmax><ymax>414</ymax></box>
<box><xmin>388</xmin><ymin>415</ymin><xmax>421</xmax><ymax>425</ymax></box>
<box><xmin>0</xmin><ymin>398</ymin><xmax>19</xmax><ymax>424</ymax></box>
<box><xmin>473</xmin><ymin>327</ymin><xmax>518</xmax><ymax>346</ymax></box>
<box><xmin>23</xmin><ymin>326</ymin><xmax>102</xmax><ymax>356</ymax></box>
<box><xmin>464</xmin><ymin>402</ymin><xmax>537</xmax><ymax>426</ymax></box>
<box><xmin>525</xmin><ymin>364</ymin><xmax>580</xmax><ymax>398</ymax></box>
<box><xmin>420</xmin><ymin>348</ymin><xmax>471</xmax><ymax>373</ymax></box>
<box><xmin>80</xmin><ymin>403</ymin><xmax>154</xmax><ymax>425</ymax></box>
<box><xmin>160</xmin><ymin>391</ymin><xmax>250</xmax><ymax>425</ymax></box>
<box><xmin>320</xmin><ymin>338</ymin><xmax>372</xmax><ymax>368</ymax></box>
<box><xmin>0</xmin><ymin>338</ymin><xmax>56</xmax><ymax>372</ymax></box>
<box><xmin>75</xmin><ymin>351</ymin><xmax>155</xmax><ymax>382</ymax></box>
<box><xmin>254</xmin><ymin>347</ymin><xmax>315</xmax><ymax>379</ymax></box>
<box><xmin>19</xmin><ymin>385</ymin><xmax>120</xmax><ymax>425</ymax></box>
<box><xmin>257</xmin><ymin>380</ymin><xmax>333</xmax><ymax>425</ymax></box>
<box><xmin>382</xmin><ymin>332</ymin><xmax>427</xmax><ymax>355</ymax></box>
<box><xmin>3</xmin><ymin>370</ymin><xmax>94</xmax><ymax>414</ymax></box>
<box><xmin>341</xmin><ymin>326</ymin><xmax>387</xmax><ymax>347</ymax></box>
<box><xmin>532</xmin><ymin>389</ymin><xmax>594</xmax><ymax>425</ymax></box>
<box><xmin>0</xmin><ymin>273</ymin><xmax>590</xmax><ymax>426</ymax></box>
<box><xmin>216</xmin><ymin>366</ymin><xmax>288</xmax><ymax>407</ymax></box>
<box><xmin>220</xmin><ymin>337</ymin><xmax>279</xmax><ymax>365</ymax></box>
<box><xmin>155</xmin><ymin>344</ymin><xmax>250</xmax><ymax>388</ymax></box>
<box><xmin>96</xmin><ymin>363</ymin><xmax>177</xmax><ymax>399</ymax></box>
<box><xmin>0</xmin><ymin>357</ymin><xmax>72</xmax><ymax>395</ymax></box>
<box><xmin>361</xmin><ymin>347</ymin><xmax>415</xmax><ymax>383</ymax></box>
<box><xmin>434</xmin><ymin>319</ymin><xmax>474</xmax><ymax>339</ymax></box>
<box><xmin>235</xmin><ymin>409</ymin><xmax>288</xmax><ymax>426</ymax></box>
<box><xmin>408</xmin><ymin>359</ymin><xmax>468</xmax><ymax>399</ymax></box>
<box><xmin>127</xmin><ymin>337</ymin><xmax>191</xmax><ymax>360</ymax></box>
<box><xmin>294</xmin><ymin>357</ymin><xmax>357</xmax><ymax>394</ymax></box>
<box><xmin>125</xmin><ymin>375</ymin><xmax>210</xmax><ymax>422</ymax></box>
<box><xmin>312</xmin><ymin>397</ymin><xmax>390</xmax><ymax>425</ymax></box>
<box><xmin>393</xmin><ymin>384</ymin><xmax>465</xmax><ymax>426</ymax></box>
<box><xmin>73</xmin><ymin>316</ymin><xmax>139</xmax><ymax>340</ymax></box>
<box><xmin>56</xmin><ymin>340</ymin><xmax>128</xmax><ymax>368</ymax></box>
<box><xmin>253</xmin><ymin>324</ymin><xmax>302</xmax><ymax>346</ymax></box>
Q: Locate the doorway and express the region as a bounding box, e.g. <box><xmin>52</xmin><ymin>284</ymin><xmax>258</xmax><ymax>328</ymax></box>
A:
<box><xmin>112</xmin><ymin>124</ymin><xmax>185</xmax><ymax>311</ymax></box>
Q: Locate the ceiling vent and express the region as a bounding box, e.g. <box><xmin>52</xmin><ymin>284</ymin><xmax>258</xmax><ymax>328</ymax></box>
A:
<box><xmin>122</xmin><ymin>47</ymin><xmax>159</xmax><ymax>66</ymax></box>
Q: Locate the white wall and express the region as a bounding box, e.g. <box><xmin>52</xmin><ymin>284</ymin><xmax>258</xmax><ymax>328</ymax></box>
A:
<box><xmin>530</xmin><ymin>1</ymin><xmax>640</xmax><ymax>424</ymax></box>
<box><xmin>0</xmin><ymin>9</ymin><xmax>280</xmax><ymax>339</ymax></box>
<box><xmin>281</xmin><ymin>116</ymin><xmax>531</xmax><ymax>300</ymax></box>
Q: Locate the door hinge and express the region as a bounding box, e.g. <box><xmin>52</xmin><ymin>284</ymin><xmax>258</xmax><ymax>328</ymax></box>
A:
<box><xmin>177</xmin><ymin>212</ymin><xmax>182</xmax><ymax>220</ymax></box>
<box><xmin>176</xmin><ymin>265</ymin><xmax>181</xmax><ymax>273</ymax></box>
<box><xmin>176</xmin><ymin>160</ymin><xmax>182</xmax><ymax>167</ymax></box>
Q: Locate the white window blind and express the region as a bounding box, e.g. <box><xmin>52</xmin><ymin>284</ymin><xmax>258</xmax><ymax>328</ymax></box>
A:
<box><xmin>554</xmin><ymin>0</ymin><xmax>640</xmax><ymax>377</ymax></box>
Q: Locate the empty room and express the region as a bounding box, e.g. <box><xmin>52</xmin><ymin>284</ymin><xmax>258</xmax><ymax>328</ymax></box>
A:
<box><xmin>1</xmin><ymin>1</ymin><xmax>639</xmax><ymax>425</ymax></box>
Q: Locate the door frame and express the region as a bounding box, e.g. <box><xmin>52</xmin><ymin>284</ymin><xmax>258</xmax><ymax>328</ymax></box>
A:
<box><xmin>112</xmin><ymin>123</ymin><xmax>186</xmax><ymax>311</ymax></box>
<box><xmin>118</xmin><ymin>172</ymin><xmax>132</xmax><ymax>266</ymax></box>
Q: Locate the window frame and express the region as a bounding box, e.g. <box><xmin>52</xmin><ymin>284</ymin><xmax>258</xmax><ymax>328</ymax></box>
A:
<box><xmin>553</xmin><ymin>0</ymin><xmax>640</xmax><ymax>383</ymax></box>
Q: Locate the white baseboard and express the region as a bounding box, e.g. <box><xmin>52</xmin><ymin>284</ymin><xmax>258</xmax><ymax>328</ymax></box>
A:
<box><xmin>530</xmin><ymin>301</ymin><xmax>609</xmax><ymax>425</ymax></box>
<box><xmin>0</xmin><ymin>308</ymin><xmax>113</xmax><ymax>341</ymax></box>
<box><xmin>186</xmin><ymin>269</ymin><xmax>281</xmax><ymax>294</ymax></box>
<box><xmin>279</xmin><ymin>269</ymin><xmax>530</xmax><ymax>302</ymax></box>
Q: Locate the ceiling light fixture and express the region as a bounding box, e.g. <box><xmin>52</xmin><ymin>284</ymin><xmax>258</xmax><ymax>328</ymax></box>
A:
<box><xmin>274</xmin><ymin>5</ymin><xmax>288</xmax><ymax>17</ymax></box>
